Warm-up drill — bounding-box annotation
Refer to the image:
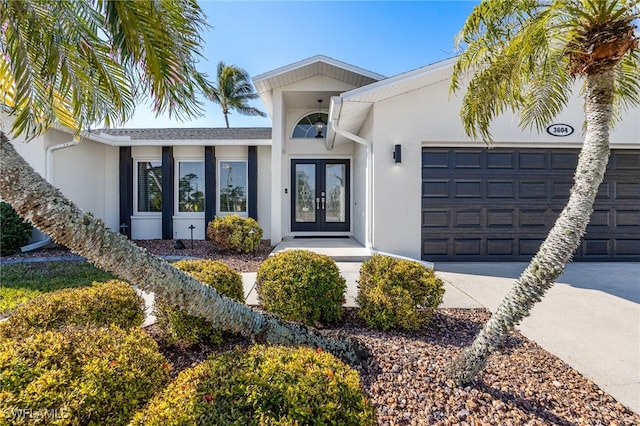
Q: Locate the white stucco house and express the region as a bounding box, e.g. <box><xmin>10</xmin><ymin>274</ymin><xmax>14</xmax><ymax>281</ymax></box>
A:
<box><xmin>7</xmin><ymin>55</ymin><xmax>640</xmax><ymax>261</ymax></box>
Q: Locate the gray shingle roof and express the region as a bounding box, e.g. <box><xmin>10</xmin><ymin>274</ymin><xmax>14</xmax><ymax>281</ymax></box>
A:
<box><xmin>95</xmin><ymin>127</ymin><xmax>272</xmax><ymax>141</ymax></box>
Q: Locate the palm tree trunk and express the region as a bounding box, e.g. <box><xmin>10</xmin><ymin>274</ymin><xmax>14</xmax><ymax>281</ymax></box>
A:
<box><xmin>0</xmin><ymin>132</ymin><xmax>368</xmax><ymax>365</ymax></box>
<box><xmin>446</xmin><ymin>69</ymin><xmax>615</xmax><ymax>385</ymax></box>
<box><xmin>224</xmin><ymin>111</ymin><xmax>230</xmax><ymax>128</ymax></box>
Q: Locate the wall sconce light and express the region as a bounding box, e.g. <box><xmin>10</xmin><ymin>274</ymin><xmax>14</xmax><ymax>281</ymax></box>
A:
<box><xmin>393</xmin><ymin>144</ymin><xmax>402</xmax><ymax>163</ymax></box>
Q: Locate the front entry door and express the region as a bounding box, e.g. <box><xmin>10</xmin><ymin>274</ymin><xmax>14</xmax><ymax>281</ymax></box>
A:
<box><xmin>291</xmin><ymin>159</ymin><xmax>350</xmax><ymax>232</ymax></box>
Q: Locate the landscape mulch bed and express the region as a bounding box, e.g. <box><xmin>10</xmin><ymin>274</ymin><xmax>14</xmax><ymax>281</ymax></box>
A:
<box><xmin>4</xmin><ymin>241</ymin><xmax>638</xmax><ymax>424</ymax></box>
<box><xmin>2</xmin><ymin>239</ymin><xmax>272</xmax><ymax>272</ymax></box>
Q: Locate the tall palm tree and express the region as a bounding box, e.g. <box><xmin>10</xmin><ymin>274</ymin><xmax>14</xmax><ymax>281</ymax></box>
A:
<box><xmin>446</xmin><ymin>0</ymin><xmax>639</xmax><ymax>385</ymax></box>
<box><xmin>0</xmin><ymin>0</ymin><xmax>365</xmax><ymax>364</ymax></box>
<box><xmin>207</xmin><ymin>61</ymin><xmax>266</xmax><ymax>128</ymax></box>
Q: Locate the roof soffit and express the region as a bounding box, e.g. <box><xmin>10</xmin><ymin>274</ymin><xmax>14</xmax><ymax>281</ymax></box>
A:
<box><xmin>330</xmin><ymin>58</ymin><xmax>457</xmax><ymax>140</ymax></box>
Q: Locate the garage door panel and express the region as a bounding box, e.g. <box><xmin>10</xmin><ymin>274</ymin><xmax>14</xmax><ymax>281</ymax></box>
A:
<box><xmin>422</xmin><ymin>210</ymin><xmax>449</xmax><ymax>227</ymax></box>
<box><xmin>454</xmin><ymin>180</ymin><xmax>482</xmax><ymax>197</ymax></box>
<box><xmin>520</xmin><ymin>181</ymin><xmax>548</xmax><ymax>198</ymax></box>
<box><xmin>616</xmin><ymin>210</ymin><xmax>640</xmax><ymax>226</ymax></box>
<box><xmin>422</xmin><ymin>180</ymin><xmax>449</xmax><ymax>197</ymax></box>
<box><xmin>487</xmin><ymin>239</ymin><xmax>515</xmax><ymax>256</ymax></box>
<box><xmin>422</xmin><ymin>150</ymin><xmax>449</xmax><ymax>168</ymax></box>
<box><xmin>422</xmin><ymin>148</ymin><xmax>639</xmax><ymax>261</ymax></box>
<box><xmin>589</xmin><ymin>210</ymin><xmax>613</xmax><ymax>227</ymax></box>
<box><xmin>487</xmin><ymin>210</ymin><xmax>515</xmax><ymax>227</ymax></box>
<box><xmin>580</xmin><ymin>239</ymin><xmax>611</xmax><ymax>257</ymax></box>
<box><xmin>616</xmin><ymin>182</ymin><xmax>640</xmax><ymax>199</ymax></box>
<box><xmin>615</xmin><ymin>240</ymin><xmax>640</xmax><ymax>255</ymax></box>
<box><xmin>454</xmin><ymin>210</ymin><xmax>482</xmax><ymax>227</ymax></box>
<box><xmin>422</xmin><ymin>239</ymin><xmax>448</xmax><ymax>256</ymax></box>
<box><xmin>454</xmin><ymin>151</ymin><xmax>483</xmax><ymax>168</ymax></box>
<box><xmin>519</xmin><ymin>152</ymin><xmax>547</xmax><ymax>169</ymax></box>
<box><xmin>551</xmin><ymin>152</ymin><xmax>578</xmax><ymax>169</ymax></box>
<box><xmin>488</xmin><ymin>152</ymin><xmax>515</xmax><ymax>168</ymax></box>
<box><xmin>487</xmin><ymin>181</ymin><xmax>515</xmax><ymax>197</ymax></box>
<box><xmin>610</xmin><ymin>151</ymin><xmax>640</xmax><ymax>169</ymax></box>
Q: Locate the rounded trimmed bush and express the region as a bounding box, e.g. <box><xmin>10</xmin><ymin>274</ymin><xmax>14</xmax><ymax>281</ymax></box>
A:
<box><xmin>356</xmin><ymin>254</ymin><xmax>445</xmax><ymax>331</ymax></box>
<box><xmin>154</xmin><ymin>259</ymin><xmax>245</xmax><ymax>344</ymax></box>
<box><xmin>0</xmin><ymin>280</ymin><xmax>145</xmax><ymax>339</ymax></box>
<box><xmin>256</xmin><ymin>249</ymin><xmax>346</xmax><ymax>326</ymax></box>
<box><xmin>0</xmin><ymin>201</ymin><xmax>32</xmax><ymax>256</ymax></box>
<box><xmin>0</xmin><ymin>326</ymin><xmax>170</xmax><ymax>426</ymax></box>
<box><xmin>130</xmin><ymin>345</ymin><xmax>375</xmax><ymax>426</ymax></box>
<box><xmin>206</xmin><ymin>214</ymin><xmax>263</xmax><ymax>253</ymax></box>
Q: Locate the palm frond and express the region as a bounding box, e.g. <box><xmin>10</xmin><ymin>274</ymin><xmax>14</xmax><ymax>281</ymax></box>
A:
<box><xmin>204</xmin><ymin>61</ymin><xmax>265</xmax><ymax>123</ymax></box>
<box><xmin>1</xmin><ymin>0</ymin><xmax>213</xmax><ymax>137</ymax></box>
<box><xmin>451</xmin><ymin>0</ymin><xmax>638</xmax><ymax>141</ymax></box>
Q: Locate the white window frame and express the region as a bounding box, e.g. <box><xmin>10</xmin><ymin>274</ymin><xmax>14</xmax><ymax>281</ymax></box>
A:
<box><xmin>291</xmin><ymin>111</ymin><xmax>329</xmax><ymax>139</ymax></box>
<box><xmin>217</xmin><ymin>158</ymin><xmax>248</xmax><ymax>217</ymax></box>
<box><xmin>133</xmin><ymin>158</ymin><xmax>163</xmax><ymax>216</ymax></box>
<box><xmin>174</xmin><ymin>158</ymin><xmax>206</xmax><ymax>217</ymax></box>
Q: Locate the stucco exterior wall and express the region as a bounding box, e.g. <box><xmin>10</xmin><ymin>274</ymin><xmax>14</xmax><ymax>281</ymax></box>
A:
<box><xmin>368</xmin><ymin>72</ymin><xmax>640</xmax><ymax>259</ymax></box>
<box><xmin>352</xmin><ymin>113</ymin><xmax>373</xmax><ymax>247</ymax></box>
<box><xmin>51</xmin><ymin>135</ymin><xmax>119</xmax><ymax>231</ymax></box>
<box><xmin>257</xmin><ymin>145</ymin><xmax>272</xmax><ymax>240</ymax></box>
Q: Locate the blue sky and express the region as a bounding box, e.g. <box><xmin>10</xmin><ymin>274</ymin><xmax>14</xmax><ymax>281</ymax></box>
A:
<box><xmin>124</xmin><ymin>1</ymin><xmax>480</xmax><ymax>129</ymax></box>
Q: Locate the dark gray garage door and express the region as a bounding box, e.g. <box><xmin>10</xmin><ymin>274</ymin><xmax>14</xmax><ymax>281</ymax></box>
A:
<box><xmin>421</xmin><ymin>148</ymin><xmax>640</xmax><ymax>261</ymax></box>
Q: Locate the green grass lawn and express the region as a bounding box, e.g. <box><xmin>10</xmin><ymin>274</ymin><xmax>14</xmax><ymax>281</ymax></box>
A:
<box><xmin>0</xmin><ymin>261</ymin><xmax>117</xmax><ymax>317</ymax></box>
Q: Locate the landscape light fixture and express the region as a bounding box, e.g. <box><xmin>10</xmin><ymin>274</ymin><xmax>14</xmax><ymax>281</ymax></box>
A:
<box><xmin>314</xmin><ymin>99</ymin><xmax>325</xmax><ymax>138</ymax></box>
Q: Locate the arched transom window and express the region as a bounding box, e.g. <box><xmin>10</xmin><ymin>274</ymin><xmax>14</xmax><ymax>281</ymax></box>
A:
<box><xmin>292</xmin><ymin>112</ymin><xmax>328</xmax><ymax>138</ymax></box>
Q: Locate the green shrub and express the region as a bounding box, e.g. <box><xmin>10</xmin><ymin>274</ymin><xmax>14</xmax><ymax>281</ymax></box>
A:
<box><xmin>0</xmin><ymin>201</ymin><xmax>32</xmax><ymax>256</ymax></box>
<box><xmin>0</xmin><ymin>280</ymin><xmax>145</xmax><ymax>339</ymax></box>
<box><xmin>0</xmin><ymin>326</ymin><xmax>170</xmax><ymax>426</ymax></box>
<box><xmin>206</xmin><ymin>214</ymin><xmax>263</xmax><ymax>253</ymax></box>
<box><xmin>356</xmin><ymin>254</ymin><xmax>444</xmax><ymax>331</ymax></box>
<box><xmin>256</xmin><ymin>249</ymin><xmax>345</xmax><ymax>326</ymax></box>
<box><xmin>131</xmin><ymin>345</ymin><xmax>375</xmax><ymax>426</ymax></box>
<box><xmin>154</xmin><ymin>259</ymin><xmax>245</xmax><ymax>344</ymax></box>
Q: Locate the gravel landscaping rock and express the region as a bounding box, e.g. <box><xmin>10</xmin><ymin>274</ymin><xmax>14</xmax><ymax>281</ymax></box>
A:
<box><xmin>147</xmin><ymin>308</ymin><xmax>639</xmax><ymax>425</ymax></box>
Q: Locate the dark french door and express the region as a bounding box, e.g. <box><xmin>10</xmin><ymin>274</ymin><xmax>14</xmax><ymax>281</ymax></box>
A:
<box><xmin>291</xmin><ymin>159</ymin><xmax>350</xmax><ymax>232</ymax></box>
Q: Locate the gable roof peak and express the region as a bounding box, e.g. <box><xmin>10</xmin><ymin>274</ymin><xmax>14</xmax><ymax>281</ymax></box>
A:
<box><xmin>253</xmin><ymin>55</ymin><xmax>385</xmax><ymax>85</ymax></box>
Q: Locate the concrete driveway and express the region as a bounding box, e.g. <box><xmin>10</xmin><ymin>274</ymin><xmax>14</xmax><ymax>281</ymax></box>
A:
<box><xmin>434</xmin><ymin>262</ymin><xmax>640</xmax><ymax>414</ymax></box>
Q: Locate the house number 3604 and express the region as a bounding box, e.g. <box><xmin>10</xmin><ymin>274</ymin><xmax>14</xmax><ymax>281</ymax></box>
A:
<box><xmin>546</xmin><ymin>124</ymin><xmax>574</xmax><ymax>137</ymax></box>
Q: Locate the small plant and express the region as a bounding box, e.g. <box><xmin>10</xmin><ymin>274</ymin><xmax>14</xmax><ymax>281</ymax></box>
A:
<box><xmin>130</xmin><ymin>345</ymin><xmax>376</xmax><ymax>426</ymax></box>
<box><xmin>256</xmin><ymin>249</ymin><xmax>345</xmax><ymax>326</ymax></box>
<box><xmin>356</xmin><ymin>254</ymin><xmax>444</xmax><ymax>331</ymax></box>
<box><xmin>0</xmin><ymin>326</ymin><xmax>170</xmax><ymax>426</ymax></box>
<box><xmin>0</xmin><ymin>280</ymin><xmax>145</xmax><ymax>339</ymax></box>
<box><xmin>206</xmin><ymin>214</ymin><xmax>262</xmax><ymax>253</ymax></box>
<box><xmin>0</xmin><ymin>201</ymin><xmax>32</xmax><ymax>256</ymax></box>
<box><xmin>154</xmin><ymin>259</ymin><xmax>245</xmax><ymax>344</ymax></box>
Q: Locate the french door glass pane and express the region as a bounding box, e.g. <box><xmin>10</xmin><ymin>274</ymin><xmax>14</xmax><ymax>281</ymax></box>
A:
<box><xmin>325</xmin><ymin>163</ymin><xmax>346</xmax><ymax>223</ymax></box>
<box><xmin>295</xmin><ymin>164</ymin><xmax>316</xmax><ymax>222</ymax></box>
